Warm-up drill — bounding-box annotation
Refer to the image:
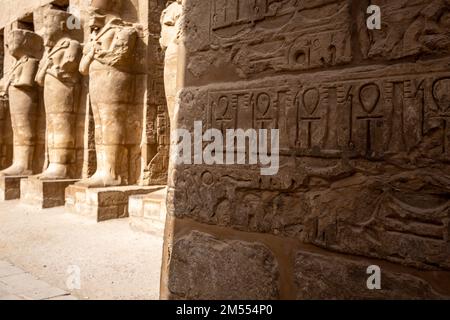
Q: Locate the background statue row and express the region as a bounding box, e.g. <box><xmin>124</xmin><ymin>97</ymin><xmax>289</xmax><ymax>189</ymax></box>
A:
<box><xmin>0</xmin><ymin>0</ymin><xmax>141</xmax><ymax>188</ymax></box>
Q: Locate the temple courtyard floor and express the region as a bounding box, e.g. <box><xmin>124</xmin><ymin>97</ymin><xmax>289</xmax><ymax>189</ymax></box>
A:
<box><xmin>0</xmin><ymin>200</ymin><xmax>163</xmax><ymax>300</ymax></box>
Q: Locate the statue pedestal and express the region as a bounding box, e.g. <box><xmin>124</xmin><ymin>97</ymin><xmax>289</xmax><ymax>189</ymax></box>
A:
<box><xmin>129</xmin><ymin>187</ymin><xmax>167</xmax><ymax>236</ymax></box>
<box><xmin>0</xmin><ymin>176</ymin><xmax>28</xmax><ymax>201</ymax></box>
<box><xmin>21</xmin><ymin>178</ymin><xmax>79</xmax><ymax>209</ymax></box>
<box><xmin>65</xmin><ymin>185</ymin><xmax>165</xmax><ymax>222</ymax></box>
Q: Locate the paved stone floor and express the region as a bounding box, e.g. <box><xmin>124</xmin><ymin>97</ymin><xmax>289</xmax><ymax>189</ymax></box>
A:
<box><xmin>0</xmin><ymin>200</ymin><xmax>164</xmax><ymax>300</ymax></box>
<box><xmin>0</xmin><ymin>260</ymin><xmax>77</xmax><ymax>300</ymax></box>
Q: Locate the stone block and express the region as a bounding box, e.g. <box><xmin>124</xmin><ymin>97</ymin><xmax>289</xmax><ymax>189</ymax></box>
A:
<box><xmin>0</xmin><ymin>261</ymin><xmax>24</xmax><ymax>278</ymax></box>
<box><xmin>0</xmin><ymin>272</ymin><xmax>67</xmax><ymax>300</ymax></box>
<box><xmin>20</xmin><ymin>178</ymin><xmax>79</xmax><ymax>209</ymax></box>
<box><xmin>294</xmin><ymin>250</ymin><xmax>450</xmax><ymax>299</ymax></box>
<box><xmin>0</xmin><ymin>176</ymin><xmax>27</xmax><ymax>201</ymax></box>
<box><xmin>129</xmin><ymin>187</ymin><xmax>167</xmax><ymax>236</ymax></box>
<box><xmin>168</xmin><ymin>231</ymin><xmax>279</xmax><ymax>300</ymax></box>
<box><xmin>65</xmin><ymin>184</ymin><xmax>165</xmax><ymax>222</ymax></box>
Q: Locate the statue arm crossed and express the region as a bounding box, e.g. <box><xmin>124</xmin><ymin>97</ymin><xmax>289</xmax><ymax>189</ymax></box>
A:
<box><xmin>0</xmin><ymin>64</ymin><xmax>17</xmax><ymax>96</ymax></box>
<box><xmin>14</xmin><ymin>59</ymin><xmax>39</xmax><ymax>88</ymax></box>
<box><xmin>94</xmin><ymin>27</ymin><xmax>137</xmax><ymax>67</ymax></box>
<box><xmin>36</xmin><ymin>50</ymin><xmax>52</xmax><ymax>87</ymax></box>
<box><xmin>48</xmin><ymin>40</ymin><xmax>82</xmax><ymax>79</ymax></box>
<box><xmin>79</xmin><ymin>37</ymin><xmax>97</xmax><ymax>76</ymax></box>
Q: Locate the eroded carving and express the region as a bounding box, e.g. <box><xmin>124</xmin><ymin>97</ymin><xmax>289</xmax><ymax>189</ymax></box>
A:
<box><xmin>362</xmin><ymin>0</ymin><xmax>450</xmax><ymax>59</ymax></box>
<box><xmin>171</xmin><ymin>63</ymin><xmax>450</xmax><ymax>270</ymax></box>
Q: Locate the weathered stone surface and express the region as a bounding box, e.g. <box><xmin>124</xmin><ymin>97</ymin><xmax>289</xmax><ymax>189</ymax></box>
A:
<box><xmin>163</xmin><ymin>0</ymin><xmax>450</xmax><ymax>300</ymax></box>
<box><xmin>20</xmin><ymin>177</ymin><xmax>79</xmax><ymax>208</ymax></box>
<box><xmin>169</xmin><ymin>47</ymin><xmax>450</xmax><ymax>271</ymax></box>
<box><xmin>168</xmin><ymin>231</ymin><xmax>279</xmax><ymax>300</ymax></box>
<box><xmin>304</xmin><ymin>171</ymin><xmax>450</xmax><ymax>271</ymax></box>
<box><xmin>359</xmin><ymin>0</ymin><xmax>450</xmax><ymax>60</ymax></box>
<box><xmin>0</xmin><ymin>96</ymin><xmax>12</xmax><ymax>170</ymax></box>
<box><xmin>65</xmin><ymin>184</ymin><xmax>164</xmax><ymax>222</ymax></box>
<box><xmin>0</xmin><ymin>176</ymin><xmax>26</xmax><ymax>201</ymax></box>
<box><xmin>0</xmin><ymin>261</ymin><xmax>71</xmax><ymax>300</ymax></box>
<box><xmin>295</xmin><ymin>250</ymin><xmax>450</xmax><ymax>300</ymax></box>
<box><xmin>138</xmin><ymin>0</ymin><xmax>170</xmax><ymax>187</ymax></box>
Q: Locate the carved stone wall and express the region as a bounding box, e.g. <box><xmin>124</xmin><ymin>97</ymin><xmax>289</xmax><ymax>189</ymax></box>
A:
<box><xmin>162</xmin><ymin>0</ymin><xmax>450</xmax><ymax>299</ymax></box>
<box><xmin>0</xmin><ymin>30</ymin><xmax>3</xmax><ymax>76</ymax></box>
<box><xmin>0</xmin><ymin>28</ymin><xmax>11</xmax><ymax>169</ymax></box>
<box><xmin>141</xmin><ymin>0</ymin><xmax>170</xmax><ymax>186</ymax></box>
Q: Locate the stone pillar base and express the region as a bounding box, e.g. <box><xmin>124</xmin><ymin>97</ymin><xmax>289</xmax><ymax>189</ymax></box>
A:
<box><xmin>65</xmin><ymin>185</ymin><xmax>166</xmax><ymax>222</ymax></box>
<box><xmin>129</xmin><ymin>187</ymin><xmax>167</xmax><ymax>236</ymax></box>
<box><xmin>0</xmin><ymin>176</ymin><xmax>28</xmax><ymax>201</ymax></box>
<box><xmin>20</xmin><ymin>178</ymin><xmax>79</xmax><ymax>209</ymax></box>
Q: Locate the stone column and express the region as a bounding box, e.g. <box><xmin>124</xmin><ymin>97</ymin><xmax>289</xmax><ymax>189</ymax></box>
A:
<box><xmin>161</xmin><ymin>0</ymin><xmax>450</xmax><ymax>300</ymax></box>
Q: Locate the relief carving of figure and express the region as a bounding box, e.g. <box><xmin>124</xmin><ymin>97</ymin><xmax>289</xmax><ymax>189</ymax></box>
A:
<box><xmin>0</xmin><ymin>28</ymin><xmax>42</xmax><ymax>176</ymax></box>
<box><xmin>367</xmin><ymin>0</ymin><xmax>450</xmax><ymax>59</ymax></box>
<box><xmin>35</xmin><ymin>7</ymin><xmax>82</xmax><ymax>179</ymax></box>
<box><xmin>78</xmin><ymin>0</ymin><xmax>139</xmax><ymax>187</ymax></box>
<box><xmin>403</xmin><ymin>0</ymin><xmax>450</xmax><ymax>55</ymax></box>
<box><xmin>160</xmin><ymin>0</ymin><xmax>182</xmax><ymax>129</ymax></box>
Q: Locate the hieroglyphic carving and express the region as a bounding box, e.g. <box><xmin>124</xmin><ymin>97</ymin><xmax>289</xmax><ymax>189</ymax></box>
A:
<box><xmin>295</xmin><ymin>87</ymin><xmax>326</xmax><ymax>150</ymax></box>
<box><xmin>167</xmin><ymin>0</ymin><xmax>450</xmax><ymax>300</ymax></box>
<box><xmin>174</xmin><ymin>63</ymin><xmax>450</xmax><ymax>270</ymax></box>
<box><xmin>306</xmin><ymin>170</ymin><xmax>450</xmax><ymax>270</ymax></box>
<box><xmin>431</xmin><ymin>77</ymin><xmax>450</xmax><ymax>156</ymax></box>
<box><xmin>141</xmin><ymin>0</ymin><xmax>170</xmax><ymax>186</ymax></box>
<box><xmin>187</xmin><ymin>0</ymin><xmax>352</xmax><ymax>78</ymax></box>
<box><xmin>210</xmin><ymin>0</ymin><xmax>298</xmax><ymax>39</ymax></box>
<box><xmin>205</xmin><ymin>69</ymin><xmax>450</xmax><ymax>159</ymax></box>
<box><xmin>208</xmin><ymin>87</ymin><xmax>283</xmax><ymax>133</ymax></box>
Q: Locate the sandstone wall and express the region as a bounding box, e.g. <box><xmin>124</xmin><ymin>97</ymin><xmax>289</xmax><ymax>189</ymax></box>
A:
<box><xmin>141</xmin><ymin>0</ymin><xmax>170</xmax><ymax>186</ymax></box>
<box><xmin>162</xmin><ymin>0</ymin><xmax>450</xmax><ymax>299</ymax></box>
<box><xmin>0</xmin><ymin>29</ymin><xmax>10</xmax><ymax>169</ymax></box>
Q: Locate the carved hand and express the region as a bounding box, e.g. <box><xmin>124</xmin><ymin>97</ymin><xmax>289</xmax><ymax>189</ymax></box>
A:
<box><xmin>35</xmin><ymin>59</ymin><xmax>52</xmax><ymax>87</ymax></box>
<box><xmin>80</xmin><ymin>40</ymin><xmax>96</xmax><ymax>75</ymax></box>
